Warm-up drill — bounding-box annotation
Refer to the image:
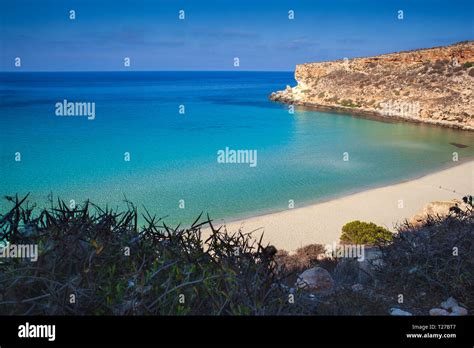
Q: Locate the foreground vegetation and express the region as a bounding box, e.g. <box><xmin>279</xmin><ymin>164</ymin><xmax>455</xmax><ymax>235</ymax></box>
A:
<box><xmin>0</xmin><ymin>194</ymin><xmax>472</xmax><ymax>315</ymax></box>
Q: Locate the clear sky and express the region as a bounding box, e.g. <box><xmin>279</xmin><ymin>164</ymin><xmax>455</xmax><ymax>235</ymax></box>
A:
<box><xmin>1</xmin><ymin>0</ymin><xmax>473</xmax><ymax>71</ymax></box>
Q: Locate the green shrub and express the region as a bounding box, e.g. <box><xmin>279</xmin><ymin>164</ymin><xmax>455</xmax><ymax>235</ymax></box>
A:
<box><xmin>463</xmin><ymin>61</ymin><xmax>474</xmax><ymax>69</ymax></box>
<box><xmin>339</xmin><ymin>99</ymin><xmax>360</xmax><ymax>108</ymax></box>
<box><xmin>340</xmin><ymin>220</ymin><xmax>392</xmax><ymax>245</ymax></box>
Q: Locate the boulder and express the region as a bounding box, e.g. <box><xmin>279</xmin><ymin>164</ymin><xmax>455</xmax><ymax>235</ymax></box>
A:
<box><xmin>440</xmin><ymin>297</ymin><xmax>458</xmax><ymax>310</ymax></box>
<box><xmin>410</xmin><ymin>200</ymin><xmax>468</xmax><ymax>226</ymax></box>
<box><xmin>390</xmin><ymin>308</ymin><xmax>412</xmax><ymax>316</ymax></box>
<box><xmin>295</xmin><ymin>267</ymin><xmax>334</xmax><ymax>293</ymax></box>
<box><xmin>429</xmin><ymin>308</ymin><xmax>449</xmax><ymax>316</ymax></box>
<box><xmin>450</xmin><ymin>306</ymin><xmax>468</xmax><ymax>316</ymax></box>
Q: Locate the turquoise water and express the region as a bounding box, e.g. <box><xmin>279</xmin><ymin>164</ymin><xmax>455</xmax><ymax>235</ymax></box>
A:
<box><xmin>1</xmin><ymin>71</ymin><xmax>473</xmax><ymax>224</ymax></box>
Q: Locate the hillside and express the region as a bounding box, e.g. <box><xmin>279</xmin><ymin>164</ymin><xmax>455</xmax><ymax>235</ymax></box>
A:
<box><xmin>270</xmin><ymin>41</ymin><xmax>474</xmax><ymax>130</ymax></box>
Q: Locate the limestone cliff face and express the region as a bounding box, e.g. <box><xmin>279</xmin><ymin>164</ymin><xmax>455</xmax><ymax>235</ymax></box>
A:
<box><xmin>270</xmin><ymin>41</ymin><xmax>474</xmax><ymax>130</ymax></box>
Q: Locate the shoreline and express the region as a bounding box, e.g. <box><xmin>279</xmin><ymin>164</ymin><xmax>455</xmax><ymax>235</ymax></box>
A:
<box><xmin>271</xmin><ymin>99</ymin><xmax>474</xmax><ymax>132</ymax></box>
<box><xmin>217</xmin><ymin>157</ymin><xmax>474</xmax><ymax>227</ymax></box>
<box><xmin>208</xmin><ymin>160</ymin><xmax>474</xmax><ymax>252</ymax></box>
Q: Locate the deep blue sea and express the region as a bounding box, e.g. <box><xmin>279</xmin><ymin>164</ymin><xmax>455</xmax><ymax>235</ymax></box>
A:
<box><xmin>1</xmin><ymin>71</ymin><xmax>473</xmax><ymax>224</ymax></box>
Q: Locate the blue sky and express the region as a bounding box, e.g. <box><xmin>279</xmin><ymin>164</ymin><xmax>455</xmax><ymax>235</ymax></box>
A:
<box><xmin>0</xmin><ymin>0</ymin><xmax>473</xmax><ymax>71</ymax></box>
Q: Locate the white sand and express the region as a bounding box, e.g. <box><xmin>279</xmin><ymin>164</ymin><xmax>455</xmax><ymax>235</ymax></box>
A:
<box><xmin>209</xmin><ymin>161</ymin><xmax>473</xmax><ymax>252</ymax></box>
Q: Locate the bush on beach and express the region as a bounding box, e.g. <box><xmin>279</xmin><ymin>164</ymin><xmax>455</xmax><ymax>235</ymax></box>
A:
<box><xmin>340</xmin><ymin>220</ymin><xmax>393</xmax><ymax>245</ymax></box>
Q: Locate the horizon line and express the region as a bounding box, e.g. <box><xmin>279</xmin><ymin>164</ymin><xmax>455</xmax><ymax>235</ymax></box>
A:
<box><xmin>0</xmin><ymin>69</ymin><xmax>295</xmax><ymax>73</ymax></box>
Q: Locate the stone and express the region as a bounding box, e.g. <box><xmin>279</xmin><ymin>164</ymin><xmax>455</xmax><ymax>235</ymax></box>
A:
<box><xmin>295</xmin><ymin>267</ymin><xmax>334</xmax><ymax>293</ymax></box>
<box><xmin>390</xmin><ymin>308</ymin><xmax>412</xmax><ymax>316</ymax></box>
<box><xmin>429</xmin><ymin>308</ymin><xmax>449</xmax><ymax>316</ymax></box>
<box><xmin>410</xmin><ymin>200</ymin><xmax>469</xmax><ymax>226</ymax></box>
<box><xmin>440</xmin><ymin>297</ymin><xmax>458</xmax><ymax>310</ymax></box>
<box><xmin>449</xmin><ymin>306</ymin><xmax>468</xmax><ymax>316</ymax></box>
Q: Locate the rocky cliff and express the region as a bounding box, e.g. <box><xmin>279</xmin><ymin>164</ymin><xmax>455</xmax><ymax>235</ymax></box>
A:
<box><xmin>270</xmin><ymin>41</ymin><xmax>474</xmax><ymax>130</ymax></box>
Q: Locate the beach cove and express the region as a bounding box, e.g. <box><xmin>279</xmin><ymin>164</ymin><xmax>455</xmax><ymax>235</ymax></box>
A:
<box><xmin>212</xmin><ymin>161</ymin><xmax>473</xmax><ymax>251</ymax></box>
<box><xmin>1</xmin><ymin>71</ymin><xmax>473</xmax><ymax>231</ymax></box>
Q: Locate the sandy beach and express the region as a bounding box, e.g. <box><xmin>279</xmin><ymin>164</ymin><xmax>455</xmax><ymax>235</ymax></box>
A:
<box><xmin>210</xmin><ymin>161</ymin><xmax>473</xmax><ymax>252</ymax></box>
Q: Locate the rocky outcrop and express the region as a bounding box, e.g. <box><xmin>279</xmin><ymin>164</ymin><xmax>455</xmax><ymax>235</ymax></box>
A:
<box><xmin>409</xmin><ymin>199</ymin><xmax>469</xmax><ymax>226</ymax></box>
<box><xmin>270</xmin><ymin>41</ymin><xmax>474</xmax><ymax>130</ymax></box>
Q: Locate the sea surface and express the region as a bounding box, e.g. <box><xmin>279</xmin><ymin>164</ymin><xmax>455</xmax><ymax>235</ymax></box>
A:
<box><xmin>1</xmin><ymin>71</ymin><xmax>473</xmax><ymax>225</ymax></box>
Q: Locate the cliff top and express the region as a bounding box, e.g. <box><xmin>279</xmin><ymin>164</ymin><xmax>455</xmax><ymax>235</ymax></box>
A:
<box><xmin>298</xmin><ymin>40</ymin><xmax>474</xmax><ymax>68</ymax></box>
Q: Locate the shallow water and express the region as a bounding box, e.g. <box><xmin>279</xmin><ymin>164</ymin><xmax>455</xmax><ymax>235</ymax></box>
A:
<box><xmin>1</xmin><ymin>71</ymin><xmax>473</xmax><ymax>224</ymax></box>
